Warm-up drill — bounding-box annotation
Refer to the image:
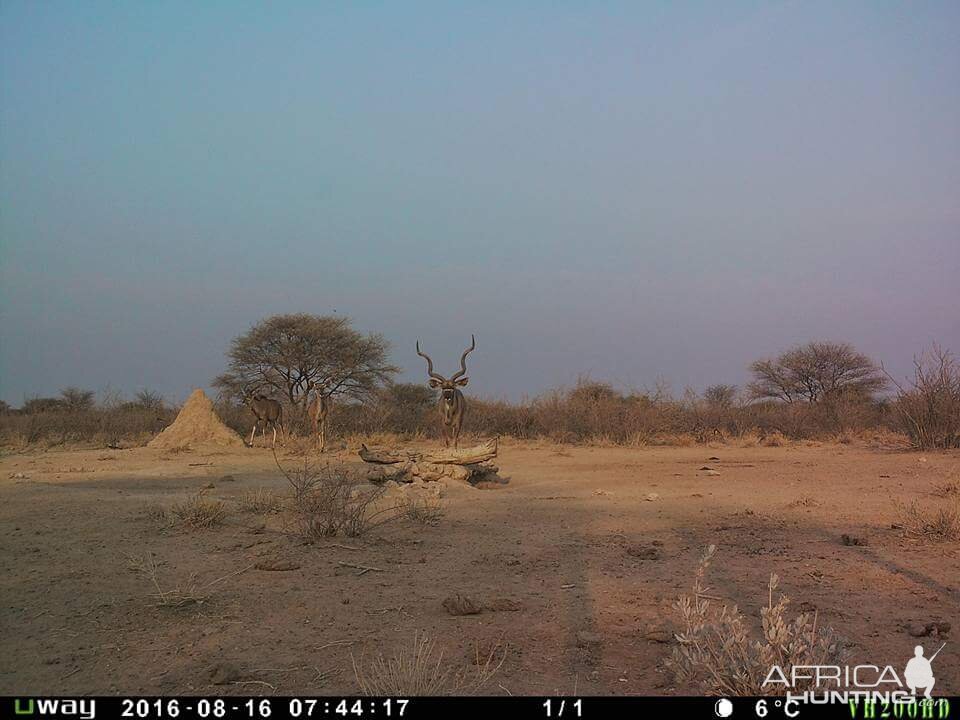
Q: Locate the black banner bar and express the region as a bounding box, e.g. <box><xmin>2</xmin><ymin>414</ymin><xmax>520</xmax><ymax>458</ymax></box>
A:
<box><xmin>2</xmin><ymin>696</ymin><xmax>954</xmax><ymax>720</ymax></box>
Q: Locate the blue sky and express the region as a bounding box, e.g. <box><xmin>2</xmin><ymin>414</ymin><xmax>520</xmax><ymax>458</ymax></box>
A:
<box><xmin>1</xmin><ymin>2</ymin><xmax>958</xmax><ymax>404</ymax></box>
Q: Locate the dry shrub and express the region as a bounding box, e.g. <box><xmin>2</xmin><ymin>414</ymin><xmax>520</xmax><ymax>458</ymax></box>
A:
<box><xmin>170</xmin><ymin>490</ymin><xmax>228</xmax><ymax>529</ymax></box>
<box><xmin>0</xmin><ymin>406</ymin><xmax>174</xmax><ymax>448</ymax></box>
<box><xmin>352</xmin><ymin>632</ymin><xmax>505</xmax><ymax>696</ymax></box>
<box><xmin>932</xmin><ymin>480</ymin><xmax>960</xmax><ymax>498</ymax></box>
<box><xmin>856</xmin><ymin>428</ymin><xmax>912</xmax><ymax>449</ymax></box>
<box><xmin>125</xmin><ymin>553</ymin><xmax>208</xmax><ymax>608</ymax></box>
<box><xmin>400</xmin><ymin>493</ymin><xmax>445</xmax><ymax>526</ymax></box>
<box><xmin>125</xmin><ymin>552</ymin><xmax>251</xmax><ymax>608</ymax></box>
<box><xmin>894</xmin><ymin>499</ymin><xmax>960</xmax><ymax>542</ymax></box>
<box><xmin>887</xmin><ymin>344</ymin><xmax>960</xmax><ymax>449</ymax></box>
<box><xmin>760</xmin><ymin>430</ymin><xmax>789</xmax><ymax>447</ymax></box>
<box><xmin>139</xmin><ymin>503</ymin><xmax>171</xmax><ymax>527</ymax></box>
<box><xmin>668</xmin><ymin>545</ymin><xmax>845</xmax><ymax>695</ymax></box>
<box><xmin>237</xmin><ymin>487</ymin><xmax>283</xmax><ymax>514</ymax></box>
<box><xmin>275</xmin><ymin>451</ymin><xmax>398</xmax><ymax>538</ymax></box>
<box><xmin>648</xmin><ymin>432</ymin><xmax>697</xmax><ymax>447</ymax></box>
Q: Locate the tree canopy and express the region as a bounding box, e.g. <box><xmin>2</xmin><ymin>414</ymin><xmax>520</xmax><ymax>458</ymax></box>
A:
<box><xmin>213</xmin><ymin>314</ymin><xmax>397</xmax><ymax>411</ymax></box>
<box><xmin>748</xmin><ymin>341</ymin><xmax>886</xmax><ymax>403</ymax></box>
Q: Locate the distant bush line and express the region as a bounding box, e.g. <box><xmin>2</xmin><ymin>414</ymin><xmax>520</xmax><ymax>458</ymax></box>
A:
<box><xmin>2</xmin><ymin>343</ymin><xmax>956</xmax><ymax>451</ymax></box>
<box><xmin>0</xmin><ymin>377</ymin><xmax>951</xmax><ymax>451</ymax></box>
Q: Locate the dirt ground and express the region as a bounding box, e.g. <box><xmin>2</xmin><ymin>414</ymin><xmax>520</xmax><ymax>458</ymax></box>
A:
<box><xmin>1</xmin><ymin>439</ymin><xmax>958</xmax><ymax>696</ymax></box>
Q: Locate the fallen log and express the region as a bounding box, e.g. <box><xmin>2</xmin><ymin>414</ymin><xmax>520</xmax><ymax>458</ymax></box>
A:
<box><xmin>359</xmin><ymin>438</ymin><xmax>500</xmax><ymax>485</ymax></box>
<box><xmin>358</xmin><ymin>445</ymin><xmax>417</xmax><ymax>465</ymax></box>
<box><xmin>421</xmin><ymin>437</ymin><xmax>498</xmax><ymax>465</ymax></box>
<box><xmin>359</xmin><ymin>438</ymin><xmax>497</xmax><ymax>466</ymax></box>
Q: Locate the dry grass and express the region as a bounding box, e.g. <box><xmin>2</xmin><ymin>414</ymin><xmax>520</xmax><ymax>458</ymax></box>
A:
<box><xmin>237</xmin><ymin>487</ymin><xmax>283</xmax><ymax>514</ymax></box>
<box><xmin>125</xmin><ymin>552</ymin><xmax>253</xmax><ymax>608</ymax></box>
<box><xmin>125</xmin><ymin>553</ymin><xmax>209</xmax><ymax>608</ymax></box>
<box><xmin>933</xmin><ymin>480</ymin><xmax>960</xmax><ymax>498</ymax></box>
<box><xmin>352</xmin><ymin>632</ymin><xmax>506</xmax><ymax>696</ymax></box>
<box><xmin>667</xmin><ymin>545</ymin><xmax>845</xmax><ymax>695</ymax></box>
<box><xmin>169</xmin><ymin>490</ymin><xmax>228</xmax><ymax>529</ymax></box>
<box><xmin>399</xmin><ymin>493</ymin><xmax>445</xmax><ymax>526</ymax></box>
<box><xmin>894</xmin><ymin>498</ymin><xmax>960</xmax><ymax>542</ymax></box>
<box><xmin>275</xmin><ymin>451</ymin><xmax>399</xmax><ymax>538</ymax></box>
<box><xmin>139</xmin><ymin>503</ymin><xmax>171</xmax><ymax>527</ymax></box>
<box><xmin>760</xmin><ymin>431</ymin><xmax>789</xmax><ymax>447</ymax></box>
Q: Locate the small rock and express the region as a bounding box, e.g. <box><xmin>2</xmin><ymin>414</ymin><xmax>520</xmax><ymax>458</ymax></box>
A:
<box><xmin>907</xmin><ymin>623</ymin><xmax>931</xmax><ymax>638</ymax></box>
<box><xmin>219</xmin><ymin>475</ymin><xmax>236</xmax><ymax>482</ymax></box>
<box><xmin>485</xmin><ymin>598</ymin><xmax>522</xmax><ymax>612</ymax></box>
<box><xmin>254</xmin><ymin>560</ymin><xmax>300</xmax><ymax>571</ymax></box>
<box><xmin>442</xmin><ymin>594</ymin><xmax>483</xmax><ymax>616</ymax></box>
<box><xmin>841</xmin><ymin>534</ymin><xmax>868</xmax><ymax>546</ymax></box>
<box><xmin>645</xmin><ymin>493</ymin><xmax>661</xmax><ymax>502</ymax></box>
<box><xmin>576</xmin><ymin>630</ymin><xmax>602</xmax><ymax>647</ymax></box>
<box><xmin>209</xmin><ymin>662</ymin><xmax>241</xmax><ymax>685</ymax></box>
<box><xmin>626</xmin><ymin>545</ymin><xmax>660</xmax><ymax>560</ymax></box>
<box><xmin>643</xmin><ymin>627</ymin><xmax>672</xmax><ymax>644</ymax></box>
<box><xmin>908</xmin><ymin>621</ymin><xmax>951</xmax><ymax>637</ymax></box>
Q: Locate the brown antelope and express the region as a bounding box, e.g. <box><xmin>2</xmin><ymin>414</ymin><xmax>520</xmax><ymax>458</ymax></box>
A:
<box><xmin>307</xmin><ymin>390</ymin><xmax>331</xmax><ymax>452</ymax></box>
<box><xmin>416</xmin><ymin>335</ymin><xmax>475</xmax><ymax>448</ymax></box>
<box><xmin>242</xmin><ymin>390</ymin><xmax>284</xmax><ymax>448</ymax></box>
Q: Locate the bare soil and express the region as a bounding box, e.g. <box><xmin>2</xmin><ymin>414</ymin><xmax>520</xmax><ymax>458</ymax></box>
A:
<box><xmin>1</xmin><ymin>439</ymin><xmax>957</xmax><ymax>695</ymax></box>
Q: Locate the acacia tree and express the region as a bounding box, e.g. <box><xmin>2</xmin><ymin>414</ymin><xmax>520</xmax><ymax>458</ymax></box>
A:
<box><xmin>213</xmin><ymin>314</ymin><xmax>397</xmax><ymax>419</ymax></box>
<box><xmin>704</xmin><ymin>384</ymin><xmax>738</xmax><ymax>408</ymax></box>
<box><xmin>748</xmin><ymin>341</ymin><xmax>886</xmax><ymax>403</ymax></box>
<box><xmin>60</xmin><ymin>387</ymin><xmax>96</xmax><ymax>413</ymax></box>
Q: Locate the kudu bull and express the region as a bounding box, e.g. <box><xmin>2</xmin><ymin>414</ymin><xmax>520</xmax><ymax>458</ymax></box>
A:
<box><xmin>416</xmin><ymin>335</ymin><xmax>475</xmax><ymax>448</ymax></box>
<box><xmin>242</xmin><ymin>389</ymin><xmax>285</xmax><ymax>448</ymax></box>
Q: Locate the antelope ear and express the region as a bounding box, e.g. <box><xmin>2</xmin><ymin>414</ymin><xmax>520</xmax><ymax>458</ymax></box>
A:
<box><xmin>428</xmin><ymin>378</ymin><xmax>442</xmax><ymax>388</ymax></box>
<box><xmin>455</xmin><ymin>376</ymin><xmax>469</xmax><ymax>387</ymax></box>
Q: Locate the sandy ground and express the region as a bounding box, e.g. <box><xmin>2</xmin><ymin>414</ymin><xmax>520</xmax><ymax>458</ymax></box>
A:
<box><xmin>1</xmin><ymin>439</ymin><xmax>958</xmax><ymax>696</ymax></box>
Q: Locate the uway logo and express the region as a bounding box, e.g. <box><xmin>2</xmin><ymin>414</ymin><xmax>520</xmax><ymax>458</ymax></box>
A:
<box><xmin>13</xmin><ymin>699</ymin><xmax>96</xmax><ymax>720</ymax></box>
<box><xmin>762</xmin><ymin>642</ymin><xmax>948</xmax><ymax>705</ymax></box>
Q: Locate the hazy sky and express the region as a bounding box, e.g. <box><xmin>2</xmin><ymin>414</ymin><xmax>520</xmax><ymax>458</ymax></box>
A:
<box><xmin>1</xmin><ymin>2</ymin><xmax>958</xmax><ymax>405</ymax></box>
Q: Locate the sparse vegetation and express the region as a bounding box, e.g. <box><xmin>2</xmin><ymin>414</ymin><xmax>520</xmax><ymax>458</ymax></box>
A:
<box><xmin>400</xmin><ymin>493</ymin><xmax>445</xmax><ymax>526</ymax></box>
<box><xmin>352</xmin><ymin>632</ymin><xmax>506</xmax><ymax>696</ymax></box>
<box><xmin>886</xmin><ymin>344</ymin><xmax>960</xmax><ymax>449</ymax></box>
<box><xmin>139</xmin><ymin>503</ymin><xmax>171</xmax><ymax>527</ymax></box>
<box><xmin>668</xmin><ymin>545</ymin><xmax>845</xmax><ymax>695</ymax></box>
<box><xmin>5</xmin><ymin>341</ymin><xmax>954</xmax><ymax>451</ymax></box>
<box><xmin>237</xmin><ymin>487</ymin><xmax>283</xmax><ymax>514</ymax></box>
<box><xmin>169</xmin><ymin>490</ymin><xmax>228</xmax><ymax>529</ymax></box>
<box><xmin>894</xmin><ymin>498</ymin><xmax>960</xmax><ymax>542</ymax></box>
<box><xmin>125</xmin><ymin>552</ymin><xmax>251</xmax><ymax>608</ymax></box>
<box><xmin>932</xmin><ymin>480</ymin><xmax>960</xmax><ymax>498</ymax></box>
<box><xmin>125</xmin><ymin>553</ymin><xmax>208</xmax><ymax>608</ymax></box>
<box><xmin>275</xmin><ymin>452</ymin><xmax>398</xmax><ymax>538</ymax></box>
